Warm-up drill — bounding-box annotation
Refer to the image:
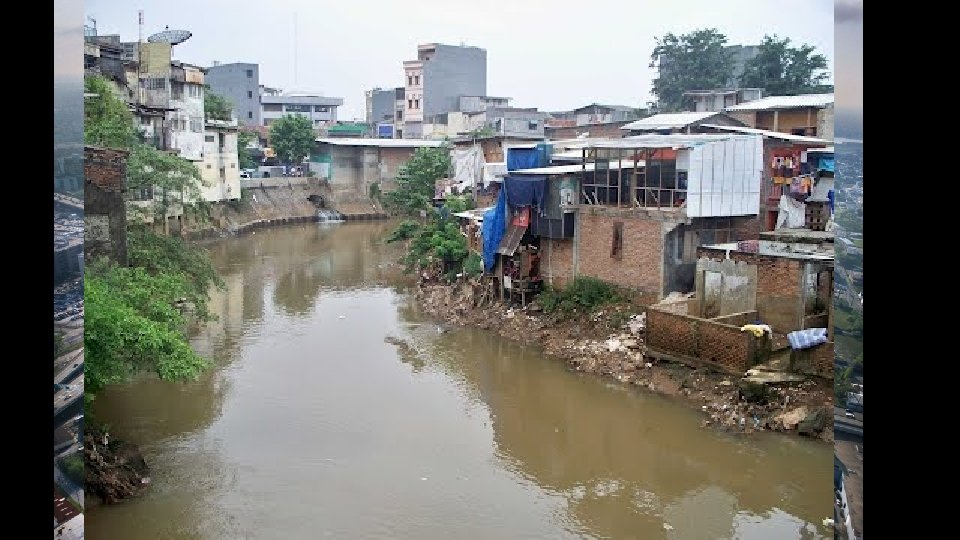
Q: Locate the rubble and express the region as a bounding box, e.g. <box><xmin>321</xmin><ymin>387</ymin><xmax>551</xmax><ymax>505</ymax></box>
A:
<box><xmin>414</xmin><ymin>281</ymin><xmax>833</xmax><ymax>442</ymax></box>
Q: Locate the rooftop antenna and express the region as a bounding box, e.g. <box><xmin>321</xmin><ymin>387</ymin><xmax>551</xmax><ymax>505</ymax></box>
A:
<box><xmin>293</xmin><ymin>14</ymin><xmax>298</xmax><ymax>87</ymax></box>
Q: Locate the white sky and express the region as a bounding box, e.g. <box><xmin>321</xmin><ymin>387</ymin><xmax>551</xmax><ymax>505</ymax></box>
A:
<box><xmin>835</xmin><ymin>0</ymin><xmax>864</xmax><ymax>112</ymax></box>
<box><xmin>84</xmin><ymin>0</ymin><xmax>838</xmax><ymax>120</ymax></box>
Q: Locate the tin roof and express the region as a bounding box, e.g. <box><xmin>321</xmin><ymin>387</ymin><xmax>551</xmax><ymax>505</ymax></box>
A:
<box><xmin>725</xmin><ymin>93</ymin><xmax>834</xmax><ymax>111</ymax></box>
<box><xmin>620</xmin><ymin>112</ymin><xmax>717</xmax><ymax>131</ymax></box>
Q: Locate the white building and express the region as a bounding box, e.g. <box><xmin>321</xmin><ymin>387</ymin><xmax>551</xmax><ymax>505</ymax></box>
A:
<box><xmin>198</xmin><ymin>120</ymin><xmax>241</xmax><ymax>202</ymax></box>
<box><xmin>167</xmin><ymin>62</ymin><xmax>207</xmax><ymax>161</ymax></box>
<box><xmin>260</xmin><ymin>89</ymin><xmax>344</xmax><ymax>128</ymax></box>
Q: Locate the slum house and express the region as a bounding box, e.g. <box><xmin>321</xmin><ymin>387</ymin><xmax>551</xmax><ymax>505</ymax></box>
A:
<box><xmin>482</xmin><ymin>134</ymin><xmax>765</xmax><ymax>303</ymax></box>
<box><xmin>311</xmin><ymin>138</ymin><xmax>446</xmax><ymax>199</ymax></box>
<box><xmin>545</xmin><ymin>119</ymin><xmax>633</xmax><ymax>140</ymax></box>
<box><xmin>450</xmin><ymin>134</ymin><xmax>545</xmax><ymax>205</ymax></box>
<box><xmin>693</xmin><ymin>124</ymin><xmax>833</xmax><ymax>231</ymax></box>
<box><xmin>619</xmin><ymin>111</ymin><xmax>745</xmax><ymax>135</ymax></box>
<box><xmin>645</xmin><ymin>231</ymin><xmax>834</xmax><ymax>377</ymax></box>
<box><xmin>724</xmin><ymin>93</ymin><xmax>835</xmax><ymax>140</ymax></box>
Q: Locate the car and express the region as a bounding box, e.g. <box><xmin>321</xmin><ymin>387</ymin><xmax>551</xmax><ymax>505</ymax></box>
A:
<box><xmin>844</xmin><ymin>411</ymin><xmax>856</xmax><ymax>418</ymax></box>
<box><xmin>73</xmin><ymin>363</ymin><xmax>79</xmax><ymax>368</ymax></box>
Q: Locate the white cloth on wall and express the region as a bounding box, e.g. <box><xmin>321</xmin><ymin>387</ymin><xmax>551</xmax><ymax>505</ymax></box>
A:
<box><xmin>452</xmin><ymin>146</ymin><xmax>485</xmax><ymax>192</ymax></box>
<box><xmin>775</xmin><ymin>194</ymin><xmax>806</xmax><ymax>229</ymax></box>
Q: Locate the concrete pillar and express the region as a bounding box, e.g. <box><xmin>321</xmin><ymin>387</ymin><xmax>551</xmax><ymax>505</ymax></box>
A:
<box><xmin>773</xmin><ymin>110</ymin><xmax>780</xmax><ymax>132</ymax></box>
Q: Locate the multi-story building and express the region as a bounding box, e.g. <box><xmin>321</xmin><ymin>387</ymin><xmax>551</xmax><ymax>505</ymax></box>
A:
<box><xmin>394</xmin><ymin>87</ymin><xmax>406</xmax><ymax>138</ymax></box>
<box><xmin>199</xmin><ymin>120</ymin><xmax>241</xmax><ymax>202</ymax></box>
<box><xmin>365</xmin><ymin>88</ymin><xmax>398</xmax><ymax>137</ymax></box>
<box><xmin>205</xmin><ymin>62</ymin><xmax>261</xmax><ymax>126</ymax></box>
<box><xmin>683</xmin><ymin>88</ymin><xmax>764</xmax><ymax>113</ymax></box>
<box><xmin>725</xmin><ymin>94</ymin><xmax>835</xmax><ymax>139</ymax></box>
<box><xmin>402</xmin><ymin>42</ymin><xmax>487</xmax><ymax>138</ymax></box>
<box><xmin>260</xmin><ymin>90</ymin><xmax>344</xmax><ymax>128</ymax></box>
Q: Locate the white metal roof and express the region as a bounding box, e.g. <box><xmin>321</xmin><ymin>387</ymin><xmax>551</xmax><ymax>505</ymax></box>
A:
<box><xmin>699</xmin><ymin>124</ymin><xmax>831</xmax><ymax>144</ymax></box>
<box><xmin>512</xmin><ymin>160</ymin><xmax>643</xmax><ymax>175</ymax></box>
<box><xmin>724</xmin><ymin>93</ymin><xmax>834</xmax><ymax>111</ymax></box>
<box><xmin>315</xmin><ymin>138</ymin><xmax>446</xmax><ymax>148</ymax></box>
<box><xmin>620</xmin><ymin>112</ymin><xmax>718</xmax><ymax>131</ymax></box>
<box><xmin>567</xmin><ymin>133</ymin><xmax>756</xmax><ymax>150</ymax></box>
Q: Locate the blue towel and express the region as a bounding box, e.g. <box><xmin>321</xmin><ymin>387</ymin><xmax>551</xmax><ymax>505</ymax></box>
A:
<box><xmin>787</xmin><ymin>328</ymin><xmax>829</xmax><ymax>350</ymax></box>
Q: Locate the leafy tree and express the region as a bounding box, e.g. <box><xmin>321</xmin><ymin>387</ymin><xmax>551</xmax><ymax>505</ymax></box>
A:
<box><xmin>383</xmin><ymin>146</ymin><xmax>451</xmax><ymax>216</ymax></box>
<box><xmin>204</xmin><ymin>86</ymin><xmax>233</xmax><ymax>121</ymax></box>
<box><xmin>126</xmin><ymin>226</ymin><xmax>225</xmax><ymax>321</ymax></box>
<box><xmin>84</xmin><ymin>75</ymin><xmax>138</xmax><ymax>149</ymax></box>
<box><xmin>84</xmin><ymin>260</ymin><xmax>209</xmax><ymax>396</ymax></box>
<box><xmin>60</xmin><ymin>454</ymin><xmax>85</xmax><ymax>486</ymax></box>
<box><xmin>126</xmin><ymin>144</ymin><xmax>205</xmax><ymax>224</ymax></box>
<box><xmin>740</xmin><ymin>35</ymin><xmax>831</xmax><ymax>95</ymax></box>
<box><xmin>269</xmin><ymin>114</ymin><xmax>315</xmax><ymax>166</ymax></box>
<box><xmin>650</xmin><ymin>29</ymin><xmax>734</xmax><ymax>112</ymax></box>
<box><xmin>237</xmin><ymin>130</ymin><xmax>257</xmax><ymax>169</ymax></box>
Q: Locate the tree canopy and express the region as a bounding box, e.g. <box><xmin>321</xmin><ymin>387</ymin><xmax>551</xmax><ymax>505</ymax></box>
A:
<box><xmin>268</xmin><ymin>114</ymin><xmax>315</xmax><ymax>165</ymax></box>
<box><xmin>204</xmin><ymin>86</ymin><xmax>233</xmax><ymax>121</ymax></box>
<box><xmin>126</xmin><ymin>144</ymin><xmax>205</xmax><ymax>222</ymax></box>
<box><xmin>237</xmin><ymin>130</ymin><xmax>257</xmax><ymax>169</ymax></box>
<box><xmin>650</xmin><ymin>29</ymin><xmax>734</xmax><ymax>112</ymax></box>
<box><xmin>740</xmin><ymin>35</ymin><xmax>831</xmax><ymax>95</ymax></box>
<box><xmin>382</xmin><ymin>146</ymin><xmax>451</xmax><ymax>217</ymax></box>
<box><xmin>84</xmin><ymin>75</ymin><xmax>138</xmax><ymax>149</ymax></box>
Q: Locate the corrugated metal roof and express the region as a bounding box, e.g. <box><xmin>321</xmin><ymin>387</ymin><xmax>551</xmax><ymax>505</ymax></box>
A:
<box><xmin>569</xmin><ymin>133</ymin><xmax>754</xmax><ymax>150</ymax></box>
<box><xmin>724</xmin><ymin>93</ymin><xmax>834</xmax><ymax>111</ymax></box>
<box><xmin>620</xmin><ymin>112</ymin><xmax>717</xmax><ymax>131</ymax></box>
<box><xmin>315</xmin><ymin>138</ymin><xmax>446</xmax><ymax>148</ymax></box>
<box><xmin>699</xmin><ymin>124</ymin><xmax>831</xmax><ymax>144</ymax></box>
<box><xmin>512</xmin><ymin>160</ymin><xmax>643</xmax><ymax>175</ymax></box>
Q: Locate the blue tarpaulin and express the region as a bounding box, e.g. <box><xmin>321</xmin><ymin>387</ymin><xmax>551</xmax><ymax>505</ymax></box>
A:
<box><xmin>507</xmin><ymin>147</ymin><xmax>540</xmax><ymax>171</ymax></box>
<box><xmin>827</xmin><ymin>190</ymin><xmax>834</xmax><ymax>214</ymax></box>
<box><xmin>503</xmin><ymin>175</ymin><xmax>547</xmax><ymax>213</ymax></box>
<box><xmin>817</xmin><ymin>156</ymin><xmax>835</xmax><ymax>173</ymax></box>
<box><xmin>482</xmin><ymin>188</ymin><xmax>507</xmax><ymax>271</ymax></box>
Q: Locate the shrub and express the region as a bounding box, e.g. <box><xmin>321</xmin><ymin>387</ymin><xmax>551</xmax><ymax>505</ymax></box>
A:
<box><xmin>539</xmin><ymin>277</ymin><xmax>624</xmax><ymax>315</ymax></box>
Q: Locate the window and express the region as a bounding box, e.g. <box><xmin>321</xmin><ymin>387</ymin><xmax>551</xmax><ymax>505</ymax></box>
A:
<box><xmin>408</xmin><ymin>99</ymin><xmax>413</xmax><ymax>109</ymax></box>
<box><xmin>171</xmin><ymin>82</ymin><xmax>183</xmax><ymax>100</ymax></box>
<box><xmin>230</xmin><ymin>163</ymin><xmax>236</xmax><ymax>168</ymax></box>
<box><xmin>247</xmin><ymin>90</ymin><xmax>253</xmax><ymax>99</ymax></box>
<box><xmin>248</xmin><ymin>111</ymin><xmax>253</xmax><ymax>119</ymax></box>
<box><xmin>528</xmin><ymin>121</ymin><xmax>538</xmax><ymax>130</ymax></box>
<box><xmin>414</xmin><ymin>75</ymin><xmax>420</xmax><ymax>85</ymax></box>
<box><xmin>396</xmin><ymin>129</ymin><xmax>403</xmax><ymax>138</ymax></box>
<box><xmin>263</xmin><ymin>103</ymin><xmax>282</xmax><ymax>112</ymax></box>
<box><xmin>285</xmin><ymin>104</ymin><xmax>311</xmax><ymax>113</ymax></box>
<box><xmin>205</xmin><ymin>135</ymin><xmax>215</xmax><ymax>142</ymax></box>
<box><xmin>206</xmin><ymin>164</ymin><xmax>212</xmax><ymax>169</ymax></box>
<box><xmin>414</xmin><ymin>99</ymin><xmax>420</xmax><ymax>109</ymax></box>
<box><xmin>190</xmin><ymin>117</ymin><xmax>203</xmax><ymax>133</ymax></box>
<box><xmin>396</xmin><ymin>109</ymin><xmax>403</xmax><ymax>120</ymax></box>
<box><xmin>246</xmin><ymin>69</ymin><xmax>253</xmax><ymax>78</ymax></box>
<box><xmin>611</xmin><ymin>222</ymin><xmax>624</xmax><ymax>260</ymax></box>
<box><xmin>220</xmin><ymin>166</ymin><xmax>226</xmax><ymax>179</ymax></box>
<box><xmin>315</xmin><ymin>106</ymin><xmax>329</xmax><ymax>113</ymax></box>
<box><xmin>407</xmin><ymin>75</ymin><xmax>413</xmax><ymax>85</ymax></box>
<box><xmin>218</xmin><ymin>133</ymin><xmax>225</xmax><ymax>150</ymax></box>
<box><xmin>142</xmin><ymin>77</ymin><xmax>167</xmax><ymax>90</ymax></box>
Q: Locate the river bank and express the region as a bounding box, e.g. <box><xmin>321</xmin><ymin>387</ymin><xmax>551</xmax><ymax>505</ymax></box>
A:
<box><xmin>83</xmin><ymin>424</ymin><xmax>150</xmax><ymax>508</ymax></box>
<box><xmin>413</xmin><ymin>280</ymin><xmax>834</xmax><ymax>443</ymax></box>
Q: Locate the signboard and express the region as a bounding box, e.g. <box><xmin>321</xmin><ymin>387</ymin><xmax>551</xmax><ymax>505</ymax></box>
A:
<box><xmin>378</xmin><ymin>124</ymin><xmax>394</xmax><ymax>138</ymax></box>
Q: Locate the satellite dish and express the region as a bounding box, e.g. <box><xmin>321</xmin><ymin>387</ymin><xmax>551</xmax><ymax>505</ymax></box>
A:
<box><xmin>147</xmin><ymin>26</ymin><xmax>192</xmax><ymax>45</ymax></box>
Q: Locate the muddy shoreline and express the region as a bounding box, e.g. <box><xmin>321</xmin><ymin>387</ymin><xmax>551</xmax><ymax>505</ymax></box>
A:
<box><xmin>413</xmin><ymin>281</ymin><xmax>833</xmax><ymax>443</ymax></box>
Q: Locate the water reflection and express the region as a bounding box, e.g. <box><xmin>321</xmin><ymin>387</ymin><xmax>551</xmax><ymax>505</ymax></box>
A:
<box><xmin>88</xmin><ymin>222</ymin><xmax>831</xmax><ymax>540</ymax></box>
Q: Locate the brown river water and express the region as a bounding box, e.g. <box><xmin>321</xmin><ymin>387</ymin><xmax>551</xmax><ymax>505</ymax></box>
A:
<box><xmin>86</xmin><ymin>221</ymin><xmax>832</xmax><ymax>539</ymax></box>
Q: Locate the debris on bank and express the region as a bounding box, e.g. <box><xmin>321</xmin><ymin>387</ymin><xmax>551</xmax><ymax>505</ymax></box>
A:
<box><xmin>415</xmin><ymin>280</ymin><xmax>833</xmax><ymax>442</ymax></box>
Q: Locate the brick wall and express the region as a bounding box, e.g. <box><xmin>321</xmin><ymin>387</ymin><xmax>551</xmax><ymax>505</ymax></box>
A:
<box><xmin>84</xmin><ymin>146</ymin><xmax>129</xmax><ymax>266</ymax></box>
<box><xmin>541</xmin><ymin>237</ymin><xmax>574</xmax><ymax>289</ymax></box>
<box><xmin>576</xmin><ymin>209</ymin><xmax>666</xmax><ymax>295</ymax></box>
<box><xmin>545</xmin><ymin>120</ymin><xmax>631</xmax><ymax>140</ymax></box>
<box><xmin>790</xmin><ymin>341</ymin><xmax>834</xmax><ymax>379</ymax></box>
<box><xmin>698</xmin><ymin>247</ymin><xmax>803</xmax><ymax>334</ymax></box>
<box><xmin>711</xmin><ymin>310</ymin><xmax>759</xmax><ymax>327</ymax></box>
<box><xmin>646</xmin><ymin>307</ymin><xmax>756</xmax><ymax>374</ymax></box>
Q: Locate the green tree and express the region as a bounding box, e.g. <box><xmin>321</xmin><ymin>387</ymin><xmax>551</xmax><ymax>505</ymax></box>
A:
<box><xmin>650</xmin><ymin>29</ymin><xmax>734</xmax><ymax>112</ymax></box>
<box><xmin>126</xmin><ymin>226</ymin><xmax>225</xmax><ymax>320</ymax></box>
<box><xmin>84</xmin><ymin>261</ymin><xmax>210</xmax><ymax>397</ymax></box>
<box><xmin>237</xmin><ymin>130</ymin><xmax>257</xmax><ymax>169</ymax></box>
<box><xmin>126</xmin><ymin>144</ymin><xmax>205</xmax><ymax>224</ymax></box>
<box><xmin>383</xmin><ymin>146</ymin><xmax>451</xmax><ymax>216</ymax></box>
<box><xmin>740</xmin><ymin>35</ymin><xmax>831</xmax><ymax>95</ymax></box>
<box><xmin>269</xmin><ymin>114</ymin><xmax>315</xmax><ymax>166</ymax></box>
<box><xmin>84</xmin><ymin>75</ymin><xmax>138</xmax><ymax>149</ymax></box>
<box><xmin>204</xmin><ymin>86</ymin><xmax>233</xmax><ymax>121</ymax></box>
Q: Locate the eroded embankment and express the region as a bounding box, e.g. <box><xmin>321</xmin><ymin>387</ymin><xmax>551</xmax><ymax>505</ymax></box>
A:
<box><xmin>409</xmin><ymin>281</ymin><xmax>833</xmax><ymax>443</ymax></box>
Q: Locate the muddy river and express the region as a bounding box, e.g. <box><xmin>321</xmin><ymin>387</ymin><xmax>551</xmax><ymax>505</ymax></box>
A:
<box><xmin>87</xmin><ymin>221</ymin><xmax>832</xmax><ymax>539</ymax></box>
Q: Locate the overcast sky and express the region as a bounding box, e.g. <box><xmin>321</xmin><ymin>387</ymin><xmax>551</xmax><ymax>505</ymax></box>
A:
<box><xmin>84</xmin><ymin>0</ymin><xmax>838</xmax><ymax>120</ymax></box>
<box><xmin>835</xmin><ymin>0</ymin><xmax>864</xmax><ymax>112</ymax></box>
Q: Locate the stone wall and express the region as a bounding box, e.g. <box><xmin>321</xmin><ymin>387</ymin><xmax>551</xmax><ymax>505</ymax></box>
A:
<box><xmin>790</xmin><ymin>341</ymin><xmax>834</xmax><ymax>379</ymax></box>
